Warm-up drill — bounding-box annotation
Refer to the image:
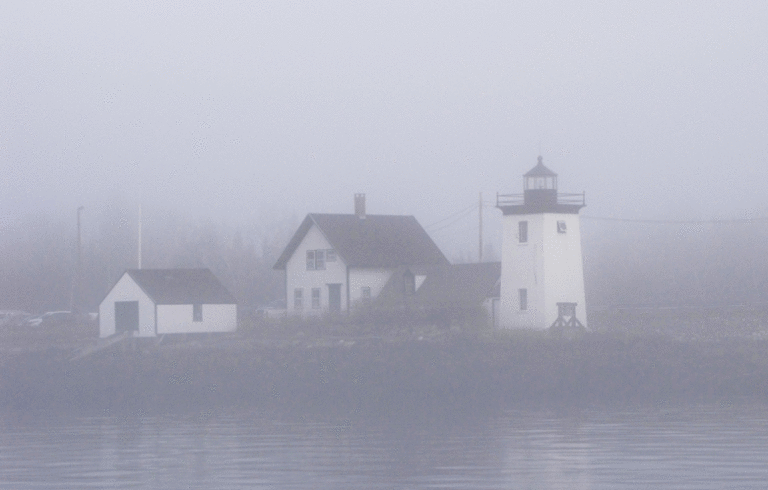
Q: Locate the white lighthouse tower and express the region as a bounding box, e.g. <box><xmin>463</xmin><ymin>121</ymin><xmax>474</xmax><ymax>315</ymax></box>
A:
<box><xmin>496</xmin><ymin>156</ymin><xmax>587</xmax><ymax>330</ymax></box>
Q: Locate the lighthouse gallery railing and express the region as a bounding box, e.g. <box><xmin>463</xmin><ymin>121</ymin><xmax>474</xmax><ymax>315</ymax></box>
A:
<box><xmin>496</xmin><ymin>192</ymin><xmax>586</xmax><ymax>207</ymax></box>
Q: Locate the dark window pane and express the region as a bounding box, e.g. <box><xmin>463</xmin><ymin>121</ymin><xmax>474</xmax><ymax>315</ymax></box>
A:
<box><xmin>306</xmin><ymin>250</ymin><xmax>315</xmax><ymax>270</ymax></box>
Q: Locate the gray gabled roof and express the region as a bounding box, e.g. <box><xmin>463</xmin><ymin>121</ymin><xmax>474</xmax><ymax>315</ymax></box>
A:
<box><xmin>273</xmin><ymin>213</ymin><xmax>449</xmax><ymax>270</ymax></box>
<box><xmin>376</xmin><ymin>262</ymin><xmax>501</xmax><ymax>310</ymax></box>
<box><xmin>524</xmin><ymin>156</ymin><xmax>557</xmax><ymax>177</ymax></box>
<box><xmin>125</xmin><ymin>269</ymin><xmax>237</xmax><ymax>305</ymax></box>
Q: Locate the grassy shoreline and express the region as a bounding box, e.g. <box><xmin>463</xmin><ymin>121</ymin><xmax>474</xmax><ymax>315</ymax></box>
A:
<box><xmin>2</xmin><ymin>322</ymin><xmax>767</xmax><ymax>417</ymax></box>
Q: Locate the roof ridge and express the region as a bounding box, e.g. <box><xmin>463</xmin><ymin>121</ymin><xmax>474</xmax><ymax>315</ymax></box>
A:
<box><xmin>309</xmin><ymin>212</ymin><xmax>417</xmax><ymax>218</ymax></box>
<box><xmin>274</xmin><ymin>213</ymin><xmax>447</xmax><ymax>270</ymax></box>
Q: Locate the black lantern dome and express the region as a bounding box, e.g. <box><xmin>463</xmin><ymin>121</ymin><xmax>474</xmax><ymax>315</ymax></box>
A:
<box><xmin>496</xmin><ymin>156</ymin><xmax>585</xmax><ymax>215</ymax></box>
<box><xmin>523</xmin><ymin>156</ymin><xmax>558</xmax><ymax>207</ymax></box>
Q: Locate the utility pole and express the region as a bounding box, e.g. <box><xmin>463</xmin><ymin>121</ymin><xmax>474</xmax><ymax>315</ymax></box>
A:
<box><xmin>138</xmin><ymin>196</ymin><xmax>142</xmax><ymax>269</ymax></box>
<box><xmin>70</xmin><ymin>206</ymin><xmax>84</xmax><ymax>312</ymax></box>
<box><xmin>77</xmin><ymin>205</ymin><xmax>83</xmax><ymax>282</ymax></box>
<box><xmin>479</xmin><ymin>192</ymin><xmax>483</xmax><ymax>263</ymax></box>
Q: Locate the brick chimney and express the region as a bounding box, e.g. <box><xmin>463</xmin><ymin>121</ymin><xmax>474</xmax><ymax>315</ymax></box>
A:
<box><xmin>354</xmin><ymin>193</ymin><xmax>366</xmax><ymax>219</ymax></box>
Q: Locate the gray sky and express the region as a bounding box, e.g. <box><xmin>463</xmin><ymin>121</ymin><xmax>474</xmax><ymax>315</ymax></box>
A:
<box><xmin>2</xmin><ymin>1</ymin><xmax>767</xmax><ymax>258</ymax></box>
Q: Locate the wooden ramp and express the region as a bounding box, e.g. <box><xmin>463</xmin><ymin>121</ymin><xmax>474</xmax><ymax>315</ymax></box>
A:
<box><xmin>70</xmin><ymin>332</ymin><xmax>131</xmax><ymax>361</ymax></box>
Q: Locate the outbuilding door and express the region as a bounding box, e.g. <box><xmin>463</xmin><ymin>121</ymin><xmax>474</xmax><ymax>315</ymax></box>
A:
<box><xmin>327</xmin><ymin>284</ymin><xmax>341</xmax><ymax>313</ymax></box>
<box><xmin>115</xmin><ymin>301</ymin><xmax>139</xmax><ymax>334</ymax></box>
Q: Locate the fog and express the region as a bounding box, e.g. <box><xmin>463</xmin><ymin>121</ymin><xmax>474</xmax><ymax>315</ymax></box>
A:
<box><xmin>3</xmin><ymin>1</ymin><xmax>768</xmax><ymax>265</ymax></box>
<box><xmin>5</xmin><ymin>5</ymin><xmax>768</xmax><ymax>488</ymax></box>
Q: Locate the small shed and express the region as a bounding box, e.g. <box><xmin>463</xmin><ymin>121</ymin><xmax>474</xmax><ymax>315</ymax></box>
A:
<box><xmin>99</xmin><ymin>268</ymin><xmax>237</xmax><ymax>338</ymax></box>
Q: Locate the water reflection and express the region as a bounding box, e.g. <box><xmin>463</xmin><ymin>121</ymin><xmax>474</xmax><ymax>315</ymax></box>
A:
<box><xmin>1</xmin><ymin>405</ymin><xmax>767</xmax><ymax>489</ymax></box>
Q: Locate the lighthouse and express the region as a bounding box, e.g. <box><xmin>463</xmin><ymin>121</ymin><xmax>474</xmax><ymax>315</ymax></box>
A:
<box><xmin>496</xmin><ymin>156</ymin><xmax>587</xmax><ymax>330</ymax></box>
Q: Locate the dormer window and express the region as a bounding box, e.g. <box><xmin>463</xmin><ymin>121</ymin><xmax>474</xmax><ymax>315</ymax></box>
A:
<box><xmin>403</xmin><ymin>270</ymin><xmax>416</xmax><ymax>295</ymax></box>
<box><xmin>361</xmin><ymin>287</ymin><xmax>371</xmax><ymax>304</ymax></box>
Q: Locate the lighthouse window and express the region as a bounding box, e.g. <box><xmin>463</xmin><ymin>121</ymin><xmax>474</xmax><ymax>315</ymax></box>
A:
<box><xmin>557</xmin><ymin>221</ymin><xmax>567</xmax><ymax>234</ymax></box>
<box><xmin>518</xmin><ymin>221</ymin><xmax>528</xmax><ymax>243</ymax></box>
<box><xmin>519</xmin><ymin>289</ymin><xmax>528</xmax><ymax>311</ymax></box>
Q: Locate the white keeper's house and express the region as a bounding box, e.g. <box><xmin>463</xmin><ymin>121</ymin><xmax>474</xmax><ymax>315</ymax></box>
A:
<box><xmin>99</xmin><ymin>268</ymin><xmax>238</xmax><ymax>338</ymax></box>
<box><xmin>496</xmin><ymin>156</ymin><xmax>588</xmax><ymax>330</ymax></box>
<box><xmin>273</xmin><ymin>194</ymin><xmax>449</xmax><ymax>316</ymax></box>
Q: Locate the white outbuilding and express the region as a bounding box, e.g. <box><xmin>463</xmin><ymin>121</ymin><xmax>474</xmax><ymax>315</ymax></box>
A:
<box><xmin>99</xmin><ymin>268</ymin><xmax>238</xmax><ymax>338</ymax></box>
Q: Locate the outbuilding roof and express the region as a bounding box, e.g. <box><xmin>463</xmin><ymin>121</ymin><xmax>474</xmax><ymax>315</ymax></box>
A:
<box><xmin>273</xmin><ymin>213</ymin><xmax>449</xmax><ymax>269</ymax></box>
<box><xmin>376</xmin><ymin>262</ymin><xmax>501</xmax><ymax>310</ymax></box>
<box><xmin>125</xmin><ymin>268</ymin><xmax>237</xmax><ymax>305</ymax></box>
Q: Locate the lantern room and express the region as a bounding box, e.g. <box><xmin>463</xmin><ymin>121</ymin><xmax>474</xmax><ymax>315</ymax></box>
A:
<box><xmin>523</xmin><ymin>156</ymin><xmax>558</xmax><ymax>207</ymax></box>
<box><xmin>524</xmin><ymin>156</ymin><xmax>558</xmax><ymax>190</ymax></box>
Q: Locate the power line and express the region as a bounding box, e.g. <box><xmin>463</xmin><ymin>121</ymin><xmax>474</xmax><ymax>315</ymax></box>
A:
<box><xmin>425</xmin><ymin>204</ymin><xmax>476</xmax><ymax>229</ymax></box>
<box><xmin>582</xmin><ymin>215</ymin><xmax>768</xmax><ymax>225</ymax></box>
<box><xmin>429</xmin><ymin>207</ymin><xmax>476</xmax><ymax>233</ymax></box>
<box><xmin>426</xmin><ymin>198</ymin><xmax>766</xmax><ymax>233</ymax></box>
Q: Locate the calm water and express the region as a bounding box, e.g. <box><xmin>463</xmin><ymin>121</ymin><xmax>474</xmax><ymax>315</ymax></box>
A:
<box><xmin>1</xmin><ymin>405</ymin><xmax>767</xmax><ymax>489</ymax></box>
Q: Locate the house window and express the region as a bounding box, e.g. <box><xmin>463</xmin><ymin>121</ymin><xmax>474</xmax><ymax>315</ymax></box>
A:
<box><xmin>294</xmin><ymin>289</ymin><xmax>303</xmax><ymax>309</ymax></box>
<box><xmin>326</xmin><ymin>249</ymin><xmax>336</xmax><ymax>262</ymax></box>
<box><xmin>306</xmin><ymin>250</ymin><xmax>315</xmax><ymax>270</ymax></box>
<box><xmin>311</xmin><ymin>288</ymin><xmax>321</xmax><ymax>309</ymax></box>
<box><xmin>361</xmin><ymin>287</ymin><xmax>371</xmax><ymax>304</ymax></box>
<box><xmin>557</xmin><ymin>221</ymin><xmax>567</xmax><ymax>234</ymax></box>
<box><xmin>519</xmin><ymin>221</ymin><xmax>528</xmax><ymax>243</ymax></box>
<box><xmin>193</xmin><ymin>304</ymin><xmax>203</xmax><ymax>322</ymax></box>
<box><xmin>306</xmin><ymin>249</ymin><xmax>327</xmax><ymax>270</ymax></box>
<box><xmin>519</xmin><ymin>289</ymin><xmax>528</xmax><ymax>311</ymax></box>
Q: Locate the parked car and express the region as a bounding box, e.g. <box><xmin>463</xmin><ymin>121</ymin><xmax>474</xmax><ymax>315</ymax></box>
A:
<box><xmin>256</xmin><ymin>300</ymin><xmax>287</xmax><ymax>319</ymax></box>
<box><xmin>25</xmin><ymin>311</ymin><xmax>76</xmax><ymax>328</ymax></box>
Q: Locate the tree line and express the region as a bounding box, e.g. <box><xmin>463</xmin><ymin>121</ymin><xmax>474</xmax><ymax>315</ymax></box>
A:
<box><xmin>583</xmin><ymin>217</ymin><xmax>768</xmax><ymax>308</ymax></box>
<box><xmin>3</xmin><ymin>204</ymin><xmax>768</xmax><ymax>314</ymax></box>
<box><xmin>0</xmin><ymin>203</ymin><xmax>296</xmax><ymax>314</ymax></box>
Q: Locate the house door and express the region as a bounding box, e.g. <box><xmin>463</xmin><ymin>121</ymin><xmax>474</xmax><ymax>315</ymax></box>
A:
<box><xmin>115</xmin><ymin>301</ymin><xmax>139</xmax><ymax>334</ymax></box>
<box><xmin>327</xmin><ymin>284</ymin><xmax>342</xmax><ymax>313</ymax></box>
